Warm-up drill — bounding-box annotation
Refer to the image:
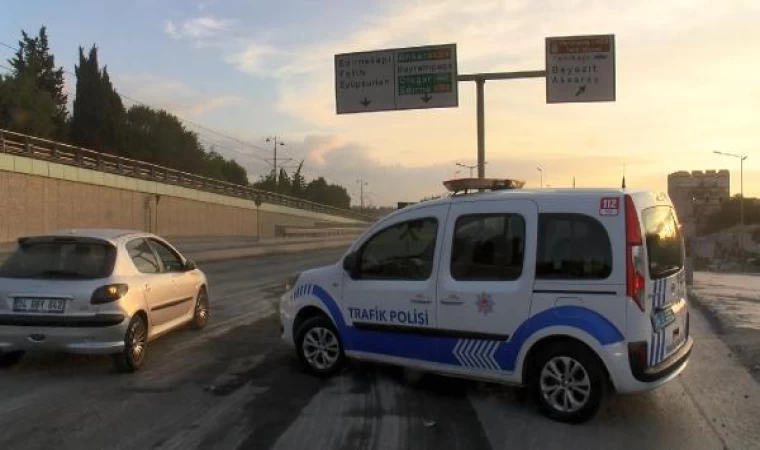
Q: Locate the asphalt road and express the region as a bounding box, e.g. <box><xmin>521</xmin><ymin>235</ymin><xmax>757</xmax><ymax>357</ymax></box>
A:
<box><xmin>1</xmin><ymin>248</ymin><xmax>759</xmax><ymax>450</ymax></box>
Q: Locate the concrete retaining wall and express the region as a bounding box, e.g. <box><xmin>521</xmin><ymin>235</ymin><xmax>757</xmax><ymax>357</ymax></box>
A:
<box><xmin>0</xmin><ymin>153</ymin><xmax>365</xmax><ymax>244</ymax></box>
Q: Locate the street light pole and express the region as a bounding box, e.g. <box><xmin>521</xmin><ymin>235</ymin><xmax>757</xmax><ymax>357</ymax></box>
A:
<box><xmin>356</xmin><ymin>179</ymin><xmax>368</xmax><ymax>212</ymax></box>
<box><xmin>714</xmin><ymin>151</ymin><xmax>749</xmax><ymax>266</ymax></box>
<box><xmin>266</xmin><ymin>136</ymin><xmax>287</xmax><ymax>192</ymax></box>
<box><xmin>537</xmin><ymin>166</ymin><xmax>543</xmax><ymax>188</ymax></box>
<box><xmin>456</xmin><ymin>162</ymin><xmax>478</xmax><ymax>178</ymax></box>
<box><xmin>714</xmin><ymin>151</ymin><xmax>748</xmax><ymax>227</ymax></box>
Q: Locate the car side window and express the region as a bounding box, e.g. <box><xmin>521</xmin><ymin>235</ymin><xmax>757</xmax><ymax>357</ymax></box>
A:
<box><xmin>359</xmin><ymin>218</ymin><xmax>438</xmax><ymax>280</ymax></box>
<box><xmin>127</xmin><ymin>239</ymin><xmax>160</xmax><ymax>274</ymax></box>
<box><xmin>451</xmin><ymin>214</ymin><xmax>525</xmax><ymax>281</ymax></box>
<box><xmin>536</xmin><ymin>213</ymin><xmax>612</xmax><ymax>279</ymax></box>
<box><xmin>148</xmin><ymin>239</ymin><xmax>185</xmax><ymax>272</ymax></box>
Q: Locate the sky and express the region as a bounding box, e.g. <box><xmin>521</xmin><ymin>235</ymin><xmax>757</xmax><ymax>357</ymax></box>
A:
<box><xmin>1</xmin><ymin>0</ymin><xmax>759</xmax><ymax>206</ymax></box>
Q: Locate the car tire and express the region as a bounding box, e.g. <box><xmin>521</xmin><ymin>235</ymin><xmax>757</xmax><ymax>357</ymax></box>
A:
<box><xmin>0</xmin><ymin>350</ymin><xmax>25</xmax><ymax>368</ymax></box>
<box><xmin>295</xmin><ymin>315</ymin><xmax>344</xmax><ymax>376</ymax></box>
<box><xmin>531</xmin><ymin>341</ymin><xmax>606</xmax><ymax>424</ymax></box>
<box><xmin>190</xmin><ymin>288</ymin><xmax>210</xmax><ymax>330</ymax></box>
<box><xmin>113</xmin><ymin>315</ymin><xmax>148</xmax><ymax>373</ymax></box>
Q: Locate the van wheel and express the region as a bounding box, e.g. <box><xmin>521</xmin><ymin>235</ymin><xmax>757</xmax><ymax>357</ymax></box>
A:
<box><xmin>113</xmin><ymin>315</ymin><xmax>148</xmax><ymax>373</ymax></box>
<box><xmin>296</xmin><ymin>316</ymin><xmax>344</xmax><ymax>376</ymax></box>
<box><xmin>531</xmin><ymin>341</ymin><xmax>606</xmax><ymax>423</ymax></box>
<box><xmin>0</xmin><ymin>350</ymin><xmax>25</xmax><ymax>368</ymax></box>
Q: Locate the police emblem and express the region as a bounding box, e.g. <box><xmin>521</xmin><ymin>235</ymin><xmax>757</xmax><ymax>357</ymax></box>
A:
<box><xmin>476</xmin><ymin>292</ymin><xmax>494</xmax><ymax>315</ymax></box>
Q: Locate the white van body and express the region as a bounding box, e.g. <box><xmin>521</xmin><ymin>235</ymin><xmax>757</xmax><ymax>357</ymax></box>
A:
<box><xmin>280</xmin><ymin>188</ymin><xmax>693</xmax><ymax>422</ymax></box>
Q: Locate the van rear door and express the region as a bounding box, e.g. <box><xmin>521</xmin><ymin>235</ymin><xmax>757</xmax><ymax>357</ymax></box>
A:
<box><xmin>640</xmin><ymin>204</ymin><xmax>688</xmax><ymax>367</ymax></box>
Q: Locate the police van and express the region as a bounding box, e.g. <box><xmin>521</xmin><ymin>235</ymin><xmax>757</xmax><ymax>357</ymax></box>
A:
<box><xmin>279</xmin><ymin>179</ymin><xmax>693</xmax><ymax>423</ymax></box>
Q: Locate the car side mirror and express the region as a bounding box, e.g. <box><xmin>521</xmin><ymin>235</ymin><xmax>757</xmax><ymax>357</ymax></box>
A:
<box><xmin>342</xmin><ymin>252</ymin><xmax>358</xmax><ymax>277</ymax></box>
<box><xmin>184</xmin><ymin>259</ymin><xmax>197</xmax><ymax>271</ymax></box>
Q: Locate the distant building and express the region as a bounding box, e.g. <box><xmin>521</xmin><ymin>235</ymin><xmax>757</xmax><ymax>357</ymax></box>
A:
<box><xmin>667</xmin><ymin>170</ymin><xmax>730</xmax><ymax>238</ymax></box>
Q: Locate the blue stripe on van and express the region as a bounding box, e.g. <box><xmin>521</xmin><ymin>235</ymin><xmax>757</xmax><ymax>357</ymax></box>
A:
<box><xmin>305</xmin><ymin>285</ymin><xmax>624</xmax><ymax>372</ymax></box>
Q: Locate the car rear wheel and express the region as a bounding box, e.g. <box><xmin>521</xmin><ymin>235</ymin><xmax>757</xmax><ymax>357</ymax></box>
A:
<box><xmin>0</xmin><ymin>350</ymin><xmax>25</xmax><ymax>368</ymax></box>
<box><xmin>191</xmin><ymin>288</ymin><xmax>209</xmax><ymax>330</ymax></box>
<box><xmin>114</xmin><ymin>315</ymin><xmax>148</xmax><ymax>373</ymax></box>
<box><xmin>296</xmin><ymin>316</ymin><xmax>344</xmax><ymax>376</ymax></box>
<box><xmin>531</xmin><ymin>341</ymin><xmax>606</xmax><ymax>423</ymax></box>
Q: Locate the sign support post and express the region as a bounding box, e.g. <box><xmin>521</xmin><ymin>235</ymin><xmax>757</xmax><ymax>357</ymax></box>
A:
<box><xmin>476</xmin><ymin>79</ymin><xmax>485</xmax><ymax>179</ymax></box>
<box><xmin>458</xmin><ymin>71</ymin><xmax>547</xmax><ymax>178</ymax></box>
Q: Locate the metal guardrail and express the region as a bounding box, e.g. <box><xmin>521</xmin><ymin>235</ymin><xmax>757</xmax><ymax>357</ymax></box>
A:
<box><xmin>0</xmin><ymin>129</ymin><xmax>372</xmax><ymax>221</ymax></box>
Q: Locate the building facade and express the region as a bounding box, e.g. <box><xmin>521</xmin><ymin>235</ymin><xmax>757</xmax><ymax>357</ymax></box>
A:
<box><xmin>667</xmin><ymin>170</ymin><xmax>730</xmax><ymax>238</ymax></box>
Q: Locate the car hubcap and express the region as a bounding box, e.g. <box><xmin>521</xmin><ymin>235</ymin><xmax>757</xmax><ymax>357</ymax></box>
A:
<box><xmin>540</xmin><ymin>356</ymin><xmax>591</xmax><ymax>413</ymax></box>
<box><xmin>196</xmin><ymin>294</ymin><xmax>209</xmax><ymax>325</ymax></box>
<box><xmin>130</xmin><ymin>321</ymin><xmax>146</xmax><ymax>363</ymax></box>
<box><xmin>303</xmin><ymin>327</ymin><xmax>339</xmax><ymax>370</ymax></box>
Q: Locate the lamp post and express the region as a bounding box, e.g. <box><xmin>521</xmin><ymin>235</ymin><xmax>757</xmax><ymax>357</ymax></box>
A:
<box><xmin>456</xmin><ymin>162</ymin><xmax>479</xmax><ymax>178</ymax></box>
<box><xmin>714</xmin><ymin>150</ymin><xmax>749</xmax><ymax>266</ymax></box>
<box><xmin>266</xmin><ymin>136</ymin><xmax>288</xmax><ymax>191</ymax></box>
<box><xmin>537</xmin><ymin>166</ymin><xmax>544</xmax><ymax>188</ymax></box>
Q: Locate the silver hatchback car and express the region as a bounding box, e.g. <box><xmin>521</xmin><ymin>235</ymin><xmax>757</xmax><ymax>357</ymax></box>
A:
<box><xmin>0</xmin><ymin>229</ymin><xmax>209</xmax><ymax>372</ymax></box>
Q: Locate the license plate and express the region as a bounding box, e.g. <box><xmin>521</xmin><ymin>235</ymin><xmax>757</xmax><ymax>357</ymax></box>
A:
<box><xmin>13</xmin><ymin>298</ymin><xmax>66</xmax><ymax>314</ymax></box>
<box><xmin>652</xmin><ymin>307</ymin><xmax>675</xmax><ymax>331</ymax></box>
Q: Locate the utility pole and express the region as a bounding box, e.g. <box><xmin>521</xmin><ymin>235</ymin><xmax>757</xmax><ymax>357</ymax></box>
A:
<box><xmin>266</xmin><ymin>136</ymin><xmax>288</xmax><ymax>192</ymax></box>
<box><xmin>537</xmin><ymin>166</ymin><xmax>544</xmax><ymax>188</ymax></box>
<box><xmin>356</xmin><ymin>179</ymin><xmax>368</xmax><ymax>212</ymax></box>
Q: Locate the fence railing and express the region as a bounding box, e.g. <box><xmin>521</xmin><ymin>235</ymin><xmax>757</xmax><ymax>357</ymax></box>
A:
<box><xmin>0</xmin><ymin>129</ymin><xmax>371</xmax><ymax>221</ymax></box>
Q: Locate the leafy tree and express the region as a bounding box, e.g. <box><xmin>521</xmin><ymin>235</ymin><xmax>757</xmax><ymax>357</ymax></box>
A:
<box><xmin>125</xmin><ymin>105</ymin><xmax>204</xmax><ymax>171</ymax></box>
<box><xmin>71</xmin><ymin>45</ymin><xmax>126</xmax><ymax>154</ymax></box>
<box><xmin>304</xmin><ymin>176</ymin><xmax>350</xmax><ymax>209</ymax></box>
<box><xmin>253</xmin><ymin>170</ymin><xmax>277</xmax><ymax>192</ymax></box>
<box><xmin>0</xmin><ymin>73</ymin><xmax>57</xmax><ymax>137</ymax></box>
<box><xmin>703</xmin><ymin>196</ymin><xmax>760</xmax><ymax>235</ymax></box>
<box><xmin>291</xmin><ymin>160</ymin><xmax>305</xmax><ymax>198</ymax></box>
<box><xmin>9</xmin><ymin>27</ymin><xmax>68</xmax><ymax>137</ymax></box>
<box><xmin>277</xmin><ymin>167</ymin><xmax>291</xmax><ymax>194</ymax></box>
<box><xmin>221</xmin><ymin>158</ymin><xmax>248</xmax><ymax>185</ymax></box>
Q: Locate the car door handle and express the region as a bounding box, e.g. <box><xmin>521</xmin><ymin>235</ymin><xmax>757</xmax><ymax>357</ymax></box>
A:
<box><xmin>440</xmin><ymin>295</ymin><xmax>464</xmax><ymax>305</ymax></box>
<box><xmin>410</xmin><ymin>294</ymin><xmax>432</xmax><ymax>304</ymax></box>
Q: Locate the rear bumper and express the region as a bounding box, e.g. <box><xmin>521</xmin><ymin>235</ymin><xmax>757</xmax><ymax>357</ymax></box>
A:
<box><xmin>630</xmin><ymin>336</ymin><xmax>694</xmax><ymax>383</ymax></box>
<box><xmin>0</xmin><ymin>314</ymin><xmax>128</xmax><ymax>355</ymax></box>
<box><xmin>601</xmin><ymin>337</ymin><xmax>693</xmax><ymax>394</ymax></box>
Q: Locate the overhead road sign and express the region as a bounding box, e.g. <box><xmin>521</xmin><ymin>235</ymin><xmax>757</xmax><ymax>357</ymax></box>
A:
<box><xmin>546</xmin><ymin>34</ymin><xmax>615</xmax><ymax>103</ymax></box>
<box><xmin>335</xmin><ymin>44</ymin><xmax>458</xmax><ymax>114</ymax></box>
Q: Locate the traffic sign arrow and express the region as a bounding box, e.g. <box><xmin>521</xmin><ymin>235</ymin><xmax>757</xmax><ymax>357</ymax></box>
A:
<box><xmin>421</xmin><ymin>93</ymin><xmax>432</xmax><ymax>103</ymax></box>
<box><xmin>575</xmin><ymin>85</ymin><xmax>586</xmax><ymax>97</ymax></box>
<box><xmin>360</xmin><ymin>97</ymin><xmax>372</xmax><ymax>107</ymax></box>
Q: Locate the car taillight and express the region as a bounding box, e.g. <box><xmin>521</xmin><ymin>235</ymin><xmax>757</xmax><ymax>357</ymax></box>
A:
<box><xmin>91</xmin><ymin>284</ymin><xmax>129</xmax><ymax>304</ymax></box>
<box><xmin>625</xmin><ymin>195</ymin><xmax>646</xmax><ymax>312</ymax></box>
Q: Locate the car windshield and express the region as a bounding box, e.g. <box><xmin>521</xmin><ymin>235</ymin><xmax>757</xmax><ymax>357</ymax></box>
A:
<box><xmin>642</xmin><ymin>206</ymin><xmax>684</xmax><ymax>279</ymax></box>
<box><xmin>0</xmin><ymin>240</ymin><xmax>116</xmax><ymax>279</ymax></box>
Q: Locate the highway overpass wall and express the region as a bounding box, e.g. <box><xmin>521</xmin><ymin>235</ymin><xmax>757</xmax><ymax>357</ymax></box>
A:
<box><xmin>0</xmin><ymin>152</ymin><xmax>365</xmax><ymax>244</ymax></box>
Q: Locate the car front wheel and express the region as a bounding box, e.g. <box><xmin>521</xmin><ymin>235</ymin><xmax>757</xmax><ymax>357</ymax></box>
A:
<box><xmin>191</xmin><ymin>288</ymin><xmax>210</xmax><ymax>330</ymax></box>
<box><xmin>296</xmin><ymin>316</ymin><xmax>344</xmax><ymax>376</ymax></box>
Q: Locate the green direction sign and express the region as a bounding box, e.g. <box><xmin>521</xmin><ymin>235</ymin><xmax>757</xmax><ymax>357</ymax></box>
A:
<box><xmin>335</xmin><ymin>44</ymin><xmax>458</xmax><ymax>114</ymax></box>
<box><xmin>398</xmin><ymin>74</ymin><xmax>453</xmax><ymax>96</ymax></box>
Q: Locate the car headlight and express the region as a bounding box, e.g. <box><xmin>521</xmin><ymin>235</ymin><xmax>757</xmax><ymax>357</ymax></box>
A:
<box><xmin>285</xmin><ymin>273</ymin><xmax>301</xmax><ymax>292</ymax></box>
